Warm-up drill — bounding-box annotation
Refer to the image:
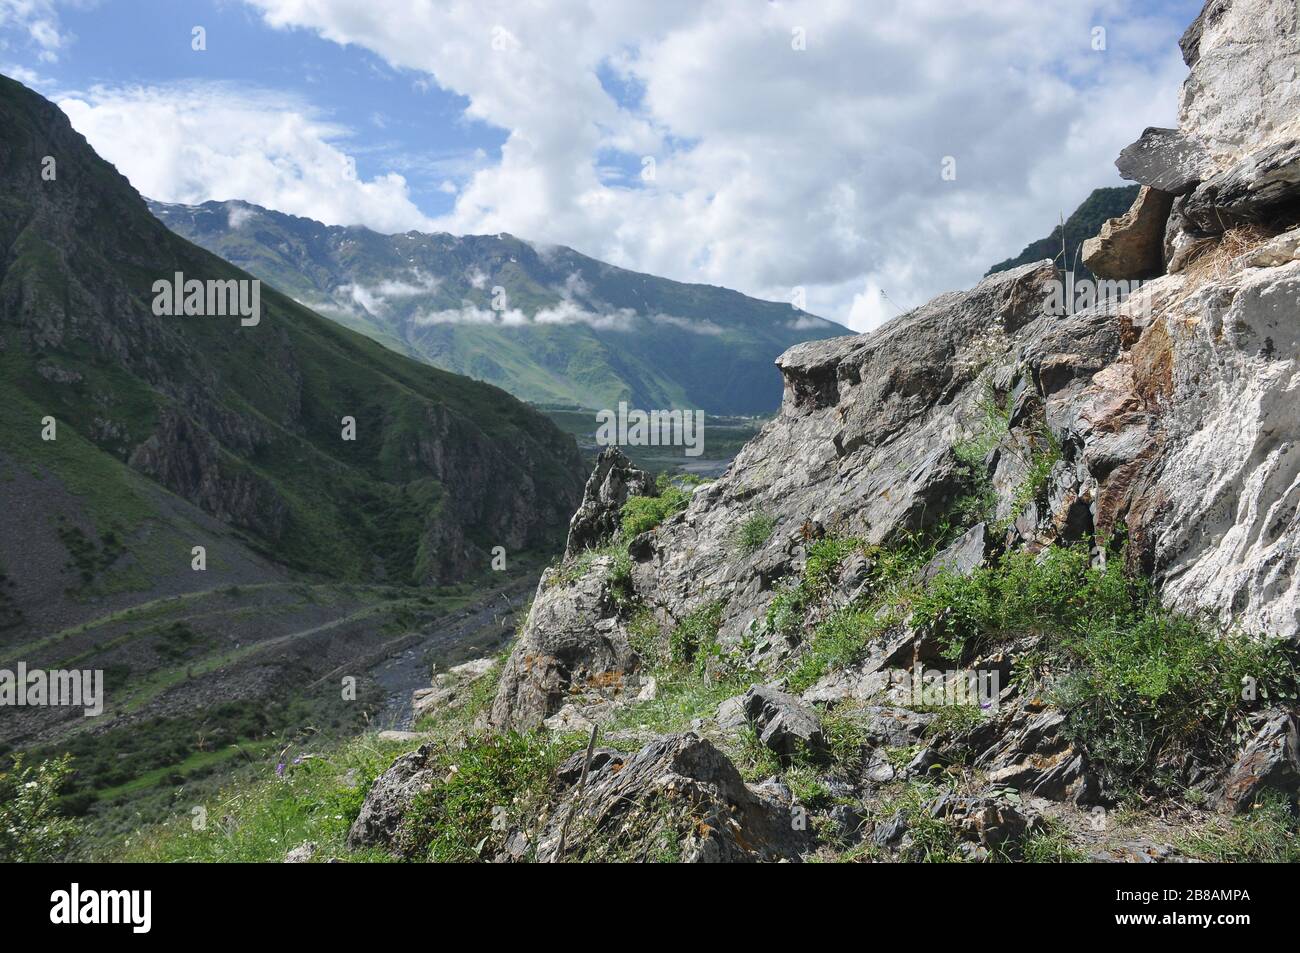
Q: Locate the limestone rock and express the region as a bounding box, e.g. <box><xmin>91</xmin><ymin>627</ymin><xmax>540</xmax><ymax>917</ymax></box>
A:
<box><xmin>564</xmin><ymin>448</ymin><xmax>655</xmax><ymax>557</ymax></box>
<box><xmin>412</xmin><ymin>656</ymin><xmax>497</xmax><ymax>721</ymax></box>
<box><xmin>1115</xmin><ymin>127</ymin><xmax>1213</xmax><ymax>195</ymax></box>
<box><xmin>347</xmin><ymin>744</ymin><xmax>439</xmax><ymax>853</ymax></box>
<box><xmin>971</xmin><ymin>704</ymin><xmax>1097</xmax><ymax>803</ymax></box>
<box><xmin>489</xmin><ymin>559</ymin><xmax>641</xmax><ymax>730</ymax></box>
<box><xmin>1081</xmin><ymin>186</ymin><xmax>1175</xmax><ymax>280</ymax></box>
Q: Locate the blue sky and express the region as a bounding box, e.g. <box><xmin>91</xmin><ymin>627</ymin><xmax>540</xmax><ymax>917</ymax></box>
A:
<box><xmin>0</xmin><ymin>0</ymin><xmax>1205</xmax><ymax>329</ymax></box>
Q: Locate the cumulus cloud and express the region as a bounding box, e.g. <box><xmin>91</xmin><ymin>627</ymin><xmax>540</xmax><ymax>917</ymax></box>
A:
<box><xmin>0</xmin><ymin>0</ymin><xmax>78</xmax><ymax>62</ymax></box>
<box><xmin>240</xmin><ymin>0</ymin><xmax>1193</xmax><ymax>331</ymax></box>
<box><xmin>58</xmin><ymin>82</ymin><xmax>436</xmax><ymax>234</ymax></box>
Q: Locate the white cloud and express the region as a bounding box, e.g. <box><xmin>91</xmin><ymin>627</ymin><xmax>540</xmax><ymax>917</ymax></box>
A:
<box><xmin>58</xmin><ymin>82</ymin><xmax>436</xmax><ymax>234</ymax></box>
<box><xmin>238</xmin><ymin>0</ymin><xmax>1193</xmax><ymax>331</ymax></box>
<box><xmin>413</xmin><ymin>303</ymin><xmax>529</xmax><ymax>326</ymax></box>
<box><xmin>0</xmin><ymin>0</ymin><xmax>77</xmax><ymax>62</ymax></box>
<box><xmin>335</xmin><ymin>269</ymin><xmax>442</xmax><ymax>314</ymax></box>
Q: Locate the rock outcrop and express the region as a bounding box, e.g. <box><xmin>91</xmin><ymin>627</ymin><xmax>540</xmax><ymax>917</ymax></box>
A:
<box><xmin>1081</xmin><ymin>186</ymin><xmax>1175</xmax><ymax>279</ymax></box>
<box><xmin>360</xmin><ymin>0</ymin><xmax>1300</xmax><ymax>863</ymax></box>
<box><xmin>488</xmin><ymin>559</ymin><xmax>643</xmax><ymax>731</ymax></box>
<box><xmin>534</xmin><ymin>733</ymin><xmax>811</xmax><ymax>862</ymax></box>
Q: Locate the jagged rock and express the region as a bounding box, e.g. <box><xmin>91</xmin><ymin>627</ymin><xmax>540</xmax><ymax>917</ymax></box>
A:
<box><xmin>1081</xmin><ymin>186</ymin><xmax>1175</xmax><ymax>279</ymax></box>
<box><xmin>872</xmin><ymin>812</ymin><xmax>908</xmax><ymax>847</ymax></box>
<box><xmin>1180</xmin><ymin>139</ymin><xmax>1300</xmax><ymax>233</ymax></box>
<box><xmin>1176</xmin><ymin>0</ymin><xmax>1300</xmax><ymax>171</ymax></box>
<box><xmin>1242</xmin><ymin>225</ymin><xmax>1300</xmax><ymax>267</ymax></box>
<box><xmin>489</xmin><ymin>559</ymin><xmax>641</xmax><ymax>731</ymax></box>
<box><xmin>412</xmin><ymin>657</ymin><xmax>497</xmax><ymax>721</ymax></box>
<box><xmin>928</xmin><ymin>793</ymin><xmax>1040</xmax><ymax>850</ymax></box>
<box><xmin>638</xmin><ymin>260</ymin><xmax>1059</xmax><ymax>659</ymax></box>
<box><xmin>1221</xmin><ymin>709</ymin><xmax>1300</xmax><ymax>812</ymax></box>
<box><xmin>856</xmin><ymin>705</ymin><xmax>934</xmax><ymax>749</ymax></box>
<box><xmin>904</xmin><ymin>746</ymin><xmax>942</xmax><ymax>778</ymax></box>
<box><xmin>534</xmin><ymin>733</ymin><xmax>811</xmax><ymax>862</ymax></box>
<box><xmin>347</xmin><ymin>744</ymin><xmax>439</xmax><ymax>853</ymax></box>
<box><xmin>716</xmin><ymin>693</ymin><xmax>749</xmax><ymax>730</ymax></box>
<box><xmin>971</xmin><ymin>704</ymin><xmax>1097</xmax><ymax>803</ymax></box>
<box><xmin>555</xmin><ymin>747</ymin><xmax>626</xmax><ymax>785</ymax></box>
<box><xmin>742</xmin><ymin>686</ymin><xmax>827</xmax><ymax>761</ymax></box>
<box><xmin>920</xmin><ymin>522</ymin><xmax>987</xmax><ymax>582</ymax></box>
<box><xmin>827</xmin><ymin>803</ymin><xmax>867</xmax><ymax>842</ymax></box>
<box><xmin>1116</xmin><ymin>127</ymin><xmax>1213</xmax><ymax>195</ymax></box>
<box><xmin>564</xmin><ymin>448</ymin><xmax>655</xmax><ymax>557</ymax></box>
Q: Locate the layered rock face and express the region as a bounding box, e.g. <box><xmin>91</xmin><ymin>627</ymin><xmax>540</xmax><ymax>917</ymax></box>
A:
<box><xmin>1088</xmin><ymin>0</ymin><xmax>1300</xmax><ymax>278</ymax></box>
<box><xmin>355</xmin><ymin>0</ymin><xmax>1300</xmax><ymax>862</ymax></box>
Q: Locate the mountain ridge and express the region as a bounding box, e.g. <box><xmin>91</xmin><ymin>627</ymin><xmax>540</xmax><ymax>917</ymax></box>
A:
<box><xmin>149</xmin><ymin>198</ymin><xmax>851</xmax><ymax>415</ymax></box>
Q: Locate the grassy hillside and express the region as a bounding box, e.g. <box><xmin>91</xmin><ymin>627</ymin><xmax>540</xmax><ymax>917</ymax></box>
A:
<box><xmin>0</xmin><ymin>73</ymin><xmax>583</xmax><ymax>838</ymax></box>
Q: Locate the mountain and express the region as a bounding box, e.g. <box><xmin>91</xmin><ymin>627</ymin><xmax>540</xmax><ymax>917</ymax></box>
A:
<box><xmin>985</xmin><ymin>185</ymin><xmax>1139</xmax><ymax>280</ymax></box>
<box><xmin>0</xmin><ymin>74</ymin><xmax>583</xmax><ymax>825</ymax></box>
<box><xmin>149</xmin><ymin>200</ymin><xmax>850</xmax><ymax>415</ymax></box>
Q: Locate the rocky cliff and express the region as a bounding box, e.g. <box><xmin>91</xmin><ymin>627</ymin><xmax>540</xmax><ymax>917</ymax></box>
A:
<box><xmin>350</xmin><ymin>0</ymin><xmax>1300</xmax><ymax>863</ymax></box>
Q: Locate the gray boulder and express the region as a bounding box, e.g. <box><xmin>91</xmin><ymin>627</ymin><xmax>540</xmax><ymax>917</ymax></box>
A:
<box><xmin>1116</xmin><ymin>127</ymin><xmax>1213</xmax><ymax>194</ymax></box>
<box><xmin>742</xmin><ymin>685</ymin><xmax>827</xmax><ymax>762</ymax></box>
<box><xmin>535</xmin><ymin>733</ymin><xmax>811</xmax><ymax>862</ymax></box>
<box><xmin>1081</xmin><ymin>185</ymin><xmax>1175</xmax><ymax>279</ymax></box>
<box><xmin>347</xmin><ymin>743</ymin><xmax>439</xmax><ymax>853</ymax></box>
<box><xmin>489</xmin><ymin>560</ymin><xmax>641</xmax><ymax>730</ymax></box>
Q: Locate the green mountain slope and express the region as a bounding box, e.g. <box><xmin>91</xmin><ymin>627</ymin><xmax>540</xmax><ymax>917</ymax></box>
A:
<box><xmin>1</xmin><ymin>75</ymin><xmax>584</xmax><ymax>595</ymax></box>
<box><xmin>0</xmin><ymin>73</ymin><xmax>587</xmax><ymax>829</ymax></box>
<box><xmin>149</xmin><ymin>200</ymin><xmax>850</xmax><ymax>414</ymax></box>
<box><xmin>985</xmin><ymin>185</ymin><xmax>1140</xmax><ymax>281</ymax></box>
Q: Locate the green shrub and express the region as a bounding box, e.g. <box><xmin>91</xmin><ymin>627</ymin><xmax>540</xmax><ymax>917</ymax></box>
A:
<box><xmin>668</xmin><ymin>600</ymin><xmax>725</xmax><ymax>670</ymax></box>
<box><xmin>401</xmin><ymin>731</ymin><xmax>572</xmax><ymax>861</ymax></box>
<box><xmin>911</xmin><ymin>543</ymin><xmax>1298</xmax><ymax>791</ymax></box>
<box><xmin>621</xmin><ymin>474</ymin><xmax>692</xmax><ymax>537</ymax></box>
<box><xmin>0</xmin><ymin>754</ymin><xmax>81</xmax><ymax>861</ymax></box>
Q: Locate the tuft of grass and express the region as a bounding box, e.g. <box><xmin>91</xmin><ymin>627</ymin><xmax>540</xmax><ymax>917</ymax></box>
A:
<box><xmin>119</xmin><ymin>738</ymin><xmax>412</xmax><ymax>863</ymax></box>
<box><xmin>668</xmin><ymin>600</ymin><xmax>725</xmax><ymax>671</ymax></box>
<box><xmin>400</xmin><ymin>731</ymin><xmax>576</xmax><ymax>862</ymax></box>
<box><xmin>621</xmin><ymin>474</ymin><xmax>692</xmax><ymax>537</ymax></box>
<box><xmin>734</xmin><ymin>512</ymin><xmax>776</xmax><ymax>555</ymax></box>
<box><xmin>1021</xmin><ymin>820</ymin><xmax>1086</xmax><ymax>863</ymax></box>
<box><xmin>781</xmin><ymin>531</ymin><xmax>939</xmax><ymax>692</ymax></box>
<box><xmin>1179</xmin><ymin>793</ymin><xmax>1300</xmax><ymax>863</ymax></box>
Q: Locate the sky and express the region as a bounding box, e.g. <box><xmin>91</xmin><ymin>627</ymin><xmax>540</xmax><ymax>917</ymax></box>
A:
<box><xmin>0</xmin><ymin>0</ymin><xmax>1204</xmax><ymax>331</ymax></box>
